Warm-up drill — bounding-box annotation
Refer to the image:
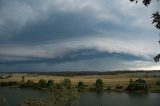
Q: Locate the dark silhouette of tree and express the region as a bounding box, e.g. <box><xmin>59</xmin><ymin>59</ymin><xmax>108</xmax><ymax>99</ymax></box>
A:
<box><xmin>95</xmin><ymin>79</ymin><xmax>104</xmax><ymax>91</ymax></box>
<box><xmin>62</xmin><ymin>79</ymin><xmax>72</xmax><ymax>89</ymax></box>
<box><xmin>130</xmin><ymin>0</ymin><xmax>160</xmax><ymax>62</ymax></box>
<box><xmin>77</xmin><ymin>81</ymin><xmax>84</xmax><ymax>91</ymax></box>
<box><xmin>130</xmin><ymin>0</ymin><xmax>160</xmax><ymax>29</ymax></box>
<box><xmin>39</xmin><ymin>79</ymin><xmax>46</xmax><ymax>88</ymax></box>
<box><xmin>21</xmin><ymin>76</ymin><xmax>25</xmax><ymax>83</ymax></box>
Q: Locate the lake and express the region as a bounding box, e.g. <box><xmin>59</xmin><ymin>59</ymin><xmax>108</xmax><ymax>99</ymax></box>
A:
<box><xmin>0</xmin><ymin>87</ymin><xmax>160</xmax><ymax>106</ymax></box>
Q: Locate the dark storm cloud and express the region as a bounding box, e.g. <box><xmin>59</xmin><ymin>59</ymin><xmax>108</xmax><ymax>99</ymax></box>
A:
<box><xmin>0</xmin><ymin>0</ymin><xmax>159</xmax><ymax>71</ymax></box>
<box><xmin>0</xmin><ymin>49</ymin><xmax>145</xmax><ymax>65</ymax></box>
<box><xmin>10</xmin><ymin>12</ymin><xmax>98</xmax><ymax>44</ymax></box>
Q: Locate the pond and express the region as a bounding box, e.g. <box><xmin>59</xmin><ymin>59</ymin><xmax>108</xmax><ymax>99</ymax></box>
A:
<box><xmin>0</xmin><ymin>87</ymin><xmax>160</xmax><ymax>106</ymax></box>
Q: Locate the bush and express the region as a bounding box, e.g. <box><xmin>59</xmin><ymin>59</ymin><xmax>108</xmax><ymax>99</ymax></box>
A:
<box><xmin>46</xmin><ymin>80</ymin><xmax>55</xmax><ymax>89</ymax></box>
<box><xmin>95</xmin><ymin>79</ymin><xmax>104</xmax><ymax>91</ymax></box>
<box><xmin>62</xmin><ymin>79</ymin><xmax>72</xmax><ymax>89</ymax></box>
<box><xmin>127</xmin><ymin>79</ymin><xmax>147</xmax><ymax>91</ymax></box>
<box><xmin>39</xmin><ymin>79</ymin><xmax>46</xmax><ymax>88</ymax></box>
<box><xmin>0</xmin><ymin>81</ymin><xmax>18</xmax><ymax>86</ymax></box>
<box><xmin>135</xmin><ymin>79</ymin><xmax>146</xmax><ymax>83</ymax></box>
<box><xmin>107</xmin><ymin>86</ymin><xmax>111</xmax><ymax>90</ymax></box>
<box><xmin>156</xmin><ymin>81</ymin><xmax>160</xmax><ymax>86</ymax></box>
<box><xmin>0</xmin><ymin>97</ymin><xmax>7</xmax><ymax>106</ymax></box>
<box><xmin>77</xmin><ymin>81</ymin><xmax>84</xmax><ymax>91</ymax></box>
<box><xmin>115</xmin><ymin>84</ymin><xmax>123</xmax><ymax>89</ymax></box>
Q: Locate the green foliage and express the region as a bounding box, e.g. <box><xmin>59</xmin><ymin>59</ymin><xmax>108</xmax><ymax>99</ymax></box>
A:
<box><xmin>95</xmin><ymin>79</ymin><xmax>104</xmax><ymax>91</ymax></box>
<box><xmin>61</xmin><ymin>79</ymin><xmax>72</xmax><ymax>89</ymax></box>
<box><xmin>18</xmin><ymin>97</ymin><xmax>48</xmax><ymax>106</ymax></box>
<box><xmin>19</xmin><ymin>86</ymin><xmax>79</xmax><ymax>106</ymax></box>
<box><xmin>39</xmin><ymin>79</ymin><xmax>47</xmax><ymax>88</ymax></box>
<box><xmin>77</xmin><ymin>81</ymin><xmax>84</xmax><ymax>91</ymax></box>
<box><xmin>21</xmin><ymin>76</ymin><xmax>25</xmax><ymax>83</ymax></box>
<box><xmin>107</xmin><ymin>86</ymin><xmax>111</xmax><ymax>90</ymax></box>
<box><xmin>127</xmin><ymin>79</ymin><xmax>148</xmax><ymax>91</ymax></box>
<box><xmin>115</xmin><ymin>84</ymin><xmax>123</xmax><ymax>89</ymax></box>
<box><xmin>51</xmin><ymin>88</ymin><xmax>79</xmax><ymax>106</ymax></box>
<box><xmin>156</xmin><ymin>81</ymin><xmax>160</xmax><ymax>86</ymax></box>
<box><xmin>0</xmin><ymin>97</ymin><xmax>7</xmax><ymax>106</ymax></box>
<box><xmin>0</xmin><ymin>81</ymin><xmax>18</xmax><ymax>86</ymax></box>
<box><xmin>46</xmin><ymin>80</ymin><xmax>55</xmax><ymax>89</ymax></box>
<box><xmin>19</xmin><ymin>80</ymin><xmax>34</xmax><ymax>88</ymax></box>
<box><xmin>135</xmin><ymin>78</ymin><xmax>146</xmax><ymax>83</ymax></box>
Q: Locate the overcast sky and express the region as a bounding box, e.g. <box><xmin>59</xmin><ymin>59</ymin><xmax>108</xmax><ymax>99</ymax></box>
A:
<box><xmin>0</xmin><ymin>0</ymin><xmax>160</xmax><ymax>72</ymax></box>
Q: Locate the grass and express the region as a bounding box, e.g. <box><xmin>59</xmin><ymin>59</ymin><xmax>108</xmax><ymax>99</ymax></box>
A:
<box><xmin>0</xmin><ymin>72</ymin><xmax>160</xmax><ymax>92</ymax></box>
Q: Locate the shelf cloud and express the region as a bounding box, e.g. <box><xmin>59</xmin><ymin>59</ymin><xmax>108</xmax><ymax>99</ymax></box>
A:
<box><xmin>0</xmin><ymin>0</ymin><xmax>159</xmax><ymax>71</ymax></box>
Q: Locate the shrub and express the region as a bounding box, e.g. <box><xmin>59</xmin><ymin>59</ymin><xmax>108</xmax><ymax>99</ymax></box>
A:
<box><xmin>127</xmin><ymin>79</ymin><xmax>147</xmax><ymax>91</ymax></box>
<box><xmin>95</xmin><ymin>79</ymin><xmax>104</xmax><ymax>91</ymax></box>
<box><xmin>77</xmin><ymin>81</ymin><xmax>84</xmax><ymax>91</ymax></box>
<box><xmin>39</xmin><ymin>79</ymin><xmax>46</xmax><ymax>88</ymax></box>
<box><xmin>46</xmin><ymin>80</ymin><xmax>55</xmax><ymax>89</ymax></box>
<box><xmin>0</xmin><ymin>97</ymin><xmax>7</xmax><ymax>106</ymax></box>
<box><xmin>135</xmin><ymin>79</ymin><xmax>146</xmax><ymax>83</ymax></box>
<box><xmin>0</xmin><ymin>81</ymin><xmax>18</xmax><ymax>86</ymax></box>
<box><xmin>62</xmin><ymin>79</ymin><xmax>72</xmax><ymax>89</ymax></box>
<box><xmin>21</xmin><ymin>76</ymin><xmax>25</xmax><ymax>83</ymax></box>
<box><xmin>107</xmin><ymin>86</ymin><xmax>111</xmax><ymax>90</ymax></box>
<box><xmin>156</xmin><ymin>81</ymin><xmax>160</xmax><ymax>86</ymax></box>
<box><xmin>115</xmin><ymin>84</ymin><xmax>123</xmax><ymax>89</ymax></box>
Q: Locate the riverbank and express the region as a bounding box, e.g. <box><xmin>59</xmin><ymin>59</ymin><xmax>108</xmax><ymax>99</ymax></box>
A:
<box><xmin>0</xmin><ymin>72</ymin><xmax>160</xmax><ymax>93</ymax></box>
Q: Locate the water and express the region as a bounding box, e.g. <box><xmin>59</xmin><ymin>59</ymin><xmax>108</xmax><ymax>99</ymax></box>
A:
<box><xmin>0</xmin><ymin>87</ymin><xmax>160</xmax><ymax>106</ymax></box>
<box><xmin>79</xmin><ymin>92</ymin><xmax>160</xmax><ymax>106</ymax></box>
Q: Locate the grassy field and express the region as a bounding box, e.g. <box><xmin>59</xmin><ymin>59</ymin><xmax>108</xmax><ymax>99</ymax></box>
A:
<box><xmin>1</xmin><ymin>71</ymin><xmax>160</xmax><ymax>91</ymax></box>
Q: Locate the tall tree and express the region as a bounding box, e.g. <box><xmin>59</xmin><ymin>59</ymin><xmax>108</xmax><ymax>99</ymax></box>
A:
<box><xmin>130</xmin><ymin>0</ymin><xmax>160</xmax><ymax>62</ymax></box>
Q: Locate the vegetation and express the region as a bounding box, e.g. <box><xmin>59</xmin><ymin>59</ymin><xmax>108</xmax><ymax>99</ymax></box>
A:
<box><xmin>129</xmin><ymin>0</ymin><xmax>160</xmax><ymax>62</ymax></box>
<box><xmin>0</xmin><ymin>71</ymin><xmax>160</xmax><ymax>92</ymax></box>
<box><xmin>18</xmin><ymin>97</ymin><xmax>48</xmax><ymax>106</ymax></box>
<box><xmin>50</xmin><ymin>88</ymin><xmax>79</xmax><ymax>106</ymax></box>
<box><xmin>127</xmin><ymin>78</ymin><xmax>148</xmax><ymax>91</ymax></box>
<box><xmin>1</xmin><ymin>73</ymin><xmax>160</xmax><ymax>105</ymax></box>
<box><xmin>18</xmin><ymin>80</ymin><xmax>79</xmax><ymax>106</ymax></box>
<box><xmin>115</xmin><ymin>84</ymin><xmax>123</xmax><ymax>89</ymax></box>
<box><xmin>61</xmin><ymin>79</ymin><xmax>72</xmax><ymax>89</ymax></box>
<box><xmin>0</xmin><ymin>97</ymin><xmax>7</xmax><ymax>106</ymax></box>
<box><xmin>77</xmin><ymin>81</ymin><xmax>84</xmax><ymax>91</ymax></box>
<box><xmin>156</xmin><ymin>81</ymin><xmax>160</xmax><ymax>86</ymax></box>
<box><xmin>94</xmin><ymin>79</ymin><xmax>104</xmax><ymax>91</ymax></box>
<box><xmin>21</xmin><ymin>76</ymin><xmax>25</xmax><ymax>83</ymax></box>
<box><xmin>130</xmin><ymin>0</ymin><xmax>160</xmax><ymax>29</ymax></box>
<box><xmin>0</xmin><ymin>81</ymin><xmax>18</xmax><ymax>86</ymax></box>
<box><xmin>46</xmin><ymin>80</ymin><xmax>54</xmax><ymax>89</ymax></box>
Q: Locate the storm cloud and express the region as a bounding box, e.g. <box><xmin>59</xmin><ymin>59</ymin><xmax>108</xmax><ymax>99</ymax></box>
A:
<box><xmin>0</xmin><ymin>0</ymin><xmax>160</xmax><ymax>71</ymax></box>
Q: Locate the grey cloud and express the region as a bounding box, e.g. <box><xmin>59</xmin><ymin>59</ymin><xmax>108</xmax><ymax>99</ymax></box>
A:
<box><xmin>0</xmin><ymin>0</ymin><xmax>159</xmax><ymax>71</ymax></box>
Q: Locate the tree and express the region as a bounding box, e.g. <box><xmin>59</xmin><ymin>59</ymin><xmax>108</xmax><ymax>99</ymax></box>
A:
<box><xmin>51</xmin><ymin>87</ymin><xmax>79</xmax><ymax>106</ymax></box>
<box><xmin>130</xmin><ymin>0</ymin><xmax>160</xmax><ymax>29</ymax></box>
<box><xmin>95</xmin><ymin>79</ymin><xmax>104</xmax><ymax>91</ymax></box>
<box><xmin>19</xmin><ymin>83</ymin><xmax>80</xmax><ymax>106</ymax></box>
<box><xmin>62</xmin><ymin>79</ymin><xmax>72</xmax><ymax>89</ymax></box>
<box><xmin>127</xmin><ymin>79</ymin><xmax>148</xmax><ymax>91</ymax></box>
<box><xmin>0</xmin><ymin>97</ymin><xmax>7</xmax><ymax>106</ymax></box>
<box><xmin>130</xmin><ymin>0</ymin><xmax>160</xmax><ymax>62</ymax></box>
<box><xmin>77</xmin><ymin>81</ymin><xmax>84</xmax><ymax>91</ymax></box>
<box><xmin>46</xmin><ymin>80</ymin><xmax>55</xmax><ymax>89</ymax></box>
<box><xmin>21</xmin><ymin>76</ymin><xmax>25</xmax><ymax>83</ymax></box>
<box><xmin>39</xmin><ymin>79</ymin><xmax>46</xmax><ymax>88</ymax></box>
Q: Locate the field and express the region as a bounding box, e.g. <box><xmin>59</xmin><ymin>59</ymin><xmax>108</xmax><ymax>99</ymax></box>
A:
<box><xmin>1</xmin><ymin>71</ymin><xmax>160</xmax><ymax>92</ymax></box>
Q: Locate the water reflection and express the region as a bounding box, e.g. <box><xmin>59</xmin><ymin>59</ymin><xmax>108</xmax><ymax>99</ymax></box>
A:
<box><xmin>0</xmin><ymin>87</ymin><xmax>160</xmax><ymax>106</ymax></box>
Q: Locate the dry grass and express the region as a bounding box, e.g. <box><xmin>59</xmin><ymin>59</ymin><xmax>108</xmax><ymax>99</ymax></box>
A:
<box><xmin>1</xmin><ymin>73</ymin><xmax>160</xmax><ymax>88</ymax></box>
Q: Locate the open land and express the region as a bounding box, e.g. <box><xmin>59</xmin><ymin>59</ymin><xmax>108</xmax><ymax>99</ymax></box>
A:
<box><xmin>0</xmin><ymin>71</ymin><xmax>160</xmax><ymax>92</ymax></box>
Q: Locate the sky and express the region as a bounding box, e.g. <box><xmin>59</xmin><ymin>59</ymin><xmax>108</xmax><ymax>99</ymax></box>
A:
<box><xmin>0</xmin><ymin>0</ymin><xmax>160</xmax><ymax>72</ymax></box>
